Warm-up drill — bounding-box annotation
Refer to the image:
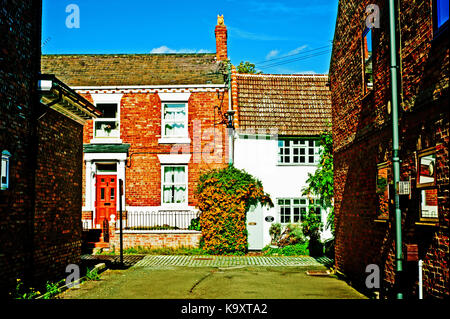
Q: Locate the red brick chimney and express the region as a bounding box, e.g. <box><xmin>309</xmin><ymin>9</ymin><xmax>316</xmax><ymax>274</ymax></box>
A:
<box><xmin>215</xmin><ymin>15</ymin><xmax>227</xmax><ymax>61</ymax></box>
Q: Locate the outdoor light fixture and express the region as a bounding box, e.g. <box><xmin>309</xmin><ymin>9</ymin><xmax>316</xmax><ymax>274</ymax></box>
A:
<box><xmin>1</xmin><ymin>150</ymin><xmax>11</xmax><ymax>190</ymax></box>
<box><xmin>226</xmin><ymin>110</ymin><xmax>235</xmax><ymax>129</ymax></box>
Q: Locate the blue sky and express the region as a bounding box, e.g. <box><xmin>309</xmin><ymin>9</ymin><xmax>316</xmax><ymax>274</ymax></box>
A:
<box><xmin>42</xmin><ymin>0</ymin><xmax>338</xmax><ymax>74</ymax></box>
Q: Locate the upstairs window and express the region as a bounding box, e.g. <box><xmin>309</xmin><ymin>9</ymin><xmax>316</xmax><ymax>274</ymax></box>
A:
<box><xmin>362</xmin><ymin>27</ymin><xmax>373</xmax><ymax>92</ymax></box>
<box><xmin>94</xmin><ymin>103</ymin><xmax>120</xmax><ymax>139</ymax></box>
<box><xmin>1</xmin><ymin>150</ymin><xmax>11</xmax><ymax>190</ymax></box>
<box><xmin>433</xmin><ymin>0</ymin><xmax>449</xmax><ymax>33</ymax></box>
<box><xmin>162</xmin><ymin>103</ymin><xmax>188</xmax><ymax>138</ymax></box>
<box><xmin>278</xmin><ymin>139</ymin><xmax>320</xmax><ymax>165</ymax></box>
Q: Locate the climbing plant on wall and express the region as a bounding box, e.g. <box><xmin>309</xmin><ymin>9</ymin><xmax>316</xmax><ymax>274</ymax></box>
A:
<box><xmin>195</xmin><ymin>165</ymin><xmax>273</xmax><ymax>255</ymax></box>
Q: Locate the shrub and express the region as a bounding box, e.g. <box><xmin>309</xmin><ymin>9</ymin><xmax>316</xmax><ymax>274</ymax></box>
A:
<box><xmin>188</xmin><ymin>217</ymin><xmax>201</xmax><ymax>231</ymax></box>
<box><xmin>269</xmin><ymin>223</ymin><xmax>282</xmax><ymax>244</ymax></box>
<box><xmin>196</xmin><ymin>165</ymin><xmax>272</xmax><ymax>255</ymax></box>
<box><xmin>262</xmin><ymin>242</ymin><xmax>309</xmax><ymax>256</ymax></box>
<box><xmin>270</xmin><ymin>223</ymin><xmax>306</xmax><ymax>248</ymax></box>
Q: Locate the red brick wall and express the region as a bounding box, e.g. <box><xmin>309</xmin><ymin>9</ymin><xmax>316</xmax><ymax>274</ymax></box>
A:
<box><xmin>80</xmin><ymin>91</ymin><xmax>229</xmax><ymax>209</ymax></box>
<box><xmin>330</xmin><ymin>0</ymin><xmax>449</xmax><ymax>298</ymax></box>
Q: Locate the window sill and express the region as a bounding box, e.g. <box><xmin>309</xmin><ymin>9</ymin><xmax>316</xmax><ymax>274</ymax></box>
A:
<box><xmin>276</xmin><ymin>163</ymin><xmax>318</xmax><ymax>167</ymax></box>
<box><xmin>90</xmin><ymin>138</ymin><xmax>122</xmax><ymax>144</ymax></box>
<box><xmin>159</xmin><ymin>204</ymin><xmax>191</xmax><ymax>211</ymax></box>
<box><xmin>416</xmin><ymin>218</ymin><xmax>439</xmax><ymax>227</ymax></box>
<box><xmin>158</xmin><ymin>137</ymin><xmax>191</xmax><ymax>144</ymax></box>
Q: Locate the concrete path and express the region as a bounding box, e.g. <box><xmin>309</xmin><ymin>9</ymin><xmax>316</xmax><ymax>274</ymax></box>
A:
<box><xmin>59</xmin><ymin>255</ymin><xmax>366</xmax><ymax>299</ymax></box>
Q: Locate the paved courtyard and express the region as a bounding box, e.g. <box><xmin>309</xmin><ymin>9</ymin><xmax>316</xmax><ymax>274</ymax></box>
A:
<box><xmin>59</xmin><ymin>255</ymin><xmax>366</xmax><ymax>299</ymax></box>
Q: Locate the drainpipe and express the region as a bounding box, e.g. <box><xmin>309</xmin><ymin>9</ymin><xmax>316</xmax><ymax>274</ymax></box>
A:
<box><xmin>388</xmin><ymin>0</ymin><xmax>403</xmax><ymax>299</ymax></box>
<box><xmin>418</xmin><ymin>259</ymin><xmax>423</xmax><ymax>299</ymax></box>
<box><xmin>227</xmin><ymin>63</ymin><xmax>234</xmax><ymax>166</ymax></box>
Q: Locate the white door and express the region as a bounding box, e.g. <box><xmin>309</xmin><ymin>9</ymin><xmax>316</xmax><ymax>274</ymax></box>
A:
<box><xmin>246</xmin><ymin>204</ymin><xmax>264</xmax><ymax>250</ymax></box>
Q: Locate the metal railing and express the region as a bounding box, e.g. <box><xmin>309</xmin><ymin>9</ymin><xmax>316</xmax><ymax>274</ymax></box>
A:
<box><xmin>123</xmin><ymin>210</ymin><xmax>198</xmax><ymax>231</ymax></box>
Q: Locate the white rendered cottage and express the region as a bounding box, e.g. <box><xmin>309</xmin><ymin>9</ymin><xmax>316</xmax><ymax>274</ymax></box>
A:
<box><xmin>232</xmin><ymin>73</ymin><xmax>333</xmax><ymax>250</ymax></box>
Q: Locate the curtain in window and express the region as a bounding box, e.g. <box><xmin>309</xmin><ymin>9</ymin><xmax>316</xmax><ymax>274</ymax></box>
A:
<box><xmin>164</xmin><ymin>104</ymin><xmax>186</xmax><ymax>137</ymax></box>
<box><xmin>163</xmin><ymin>166</ymin><xmax>186</xmax><ymax>204</ymax></box>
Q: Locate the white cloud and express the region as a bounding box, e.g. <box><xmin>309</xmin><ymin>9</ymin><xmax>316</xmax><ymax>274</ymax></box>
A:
<box><xmin>287</xmin><ymin>45</ymin><xmax>308</xmax><ymax>56</ymax></box>
<box><xmin>150</xmin><ymin>45</ymin><xmax>211</xmax><ymax>54</ymax></box>
<box><xmin>228</xmin><ymin>26</ymin><xmax>290</xmax><ymax>41</ymax></box>
<box><xmin>266</xmin><ymin>49</ymin><xmax>279</xmax><ymax>60</ymax></box>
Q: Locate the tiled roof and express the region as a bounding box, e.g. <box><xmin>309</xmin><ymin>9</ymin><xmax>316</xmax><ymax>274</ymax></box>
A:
<box><xmin>41</xmin><ymin>54</ymin><xmax>226</xmax><ymax>87</ymax></box>
<box><xmin>235</xmin><ymin>73</ymin><xmax>332</xmax><ymax>136</ymax></box>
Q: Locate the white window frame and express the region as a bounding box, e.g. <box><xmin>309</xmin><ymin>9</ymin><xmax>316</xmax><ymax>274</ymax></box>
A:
<box><xmin>277</xmin><ymin>139</ymin><xmax>320</xmax><ymax>165</ymax></box>
<box><xmin>277</xmin><ymin>197</ymin><xmax>323</xmax><ymax>224</ymax></box>
<box><xmin>161</xmin><ymin>102</ymin><xmax>188</xmax><ymax>138</ymax></box>
<box><xmin>277</xmin><ymin>198</ymin><xmax>308</xmax><ymax>224</ymax></box>
<box><xmin>90</xmin><ymin>93</ymin><xmax>123</xmax><ymax>144</ymax></box>
<box><xmin>161</xmin><ymin>164</ymin><xmax>188</xmax><ymax>208</ymax></box>
<box><xmin>1</xmin><ymin>150</ymin><xmax>11</xmax><ymax>190</ymax></box>
<box><xmin>158</xmin><ymin>92</ymin><xmax>191</xmax><ymax>144</ymax></box>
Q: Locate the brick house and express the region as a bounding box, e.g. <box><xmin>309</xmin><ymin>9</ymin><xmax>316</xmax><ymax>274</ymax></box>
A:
<box><xmin>231</xmin><ymin>73</ymin><xmax>333</xmax><ymax>249</ymax></box>
<box><xmin>0</xmin><ymin>0</ymin><xmax>100</xmax><ymax>296</ymax></box>
<box><xmin>41</xmin><ymin>17</ymin><xmax>231</xmax><ymax>249</ymax></box>
<box><xmin>330</xmin><ymin>0</ymin><xmax>449</xmax><ymax>298</ymax></box>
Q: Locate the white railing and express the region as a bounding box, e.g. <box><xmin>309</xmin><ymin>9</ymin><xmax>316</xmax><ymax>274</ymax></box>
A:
<box><xmin>124</xmin><ymin>209</ymin><xmax>198</xmax><ymax>230</ymax></box>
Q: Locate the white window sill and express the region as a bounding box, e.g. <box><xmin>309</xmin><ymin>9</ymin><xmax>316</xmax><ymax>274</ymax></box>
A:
<box><xmin>90</xmin><ymin>138</ymin><xmax>123</xmax><ymax>144</ymax></box>
<box><xmin>159</xmin><ymin>204</ymin><xmax>191</xmax><ymax>211</ymax></box>
<box><xmin>276</xmin><ymin>163</ymin><xmax>318</xmax><ymax>167</ymax></box>
<box><xmin>158</xmin><ymin>137</ymin><xmax>191</xmax><ymax>144</ymax></box>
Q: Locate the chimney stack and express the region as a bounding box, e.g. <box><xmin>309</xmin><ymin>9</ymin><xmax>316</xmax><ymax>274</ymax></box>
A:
<box><xmin>215</xmin><ymin>15</ymin><xmax>227</xmax><ymax>61</ymax></box>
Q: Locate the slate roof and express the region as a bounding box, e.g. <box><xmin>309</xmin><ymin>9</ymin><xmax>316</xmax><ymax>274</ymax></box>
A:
<box><xmin>41</xmin><ymin>54</ymin><xmax>226</xmax><ymax>87</ymax></box>
<box><xmin>235</xmin><ymin>73</ymin><xmax>332</xmax><ymax>136</ymax></box>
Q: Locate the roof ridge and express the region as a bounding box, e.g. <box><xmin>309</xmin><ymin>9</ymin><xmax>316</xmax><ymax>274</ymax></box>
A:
<box><xmin>41</xmin><ymin>53</ymin><xmax>216</xmax><ymax>57</ymax></box>
<box><xmin>236</xmin><ymin>73</ymin><xmax>328</xmax><ymax>78</ymax></box>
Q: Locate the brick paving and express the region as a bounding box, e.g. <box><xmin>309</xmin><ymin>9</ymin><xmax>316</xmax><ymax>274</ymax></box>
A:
<box><xmin>133</xmin><ymin>255</ymin><xmax>325</xmax><ymax>267</ymax></box>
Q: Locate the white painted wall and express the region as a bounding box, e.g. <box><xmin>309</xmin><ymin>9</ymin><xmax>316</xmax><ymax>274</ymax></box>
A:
<box><xmin>234</xmin><ymin>134</ymin><xmax>333</xmax><ymax>249</ymax></box>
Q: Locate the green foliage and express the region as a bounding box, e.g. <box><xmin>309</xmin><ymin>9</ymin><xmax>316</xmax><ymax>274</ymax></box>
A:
<box><xmin>269</xmin><ymin>223</ymin><xmax>282</xmax><ymax>244</ymax></box>
<box><xmin>85</xmin><ymin>268</ymin><xmax>100</xmax><ymax>281</ymax></box>
<box><xmin>10</xmin><ymin>279</ymin><xmax>41</xmax><ymax>299</ymax></box>
<box><xmin>196</xmin><ymin>165</ymin><xmax>272</xmax><ymax>255</ymax></box>
<box><xmin>262</xmin><ymin>242</ymin><xmax>309</xmax><ymax>256</ymax></box>
<box><xmin>236</xmin><ymin>61</ymin><xmax>262</xmax><ymax>74</ymax></box>
<box><xmin>188</xmin><ymin>217</ymin><xmax>201</xmax><ymax>231</ymax></box>
<box><xmin>301</xmin><ymin>207</ymin><xmax>323</xmax><ymax>241</ymax></box>
<box><xmin>302</xmin><ymin>129</ymin><xmax>335</xmax><ymax>235</ymax></box>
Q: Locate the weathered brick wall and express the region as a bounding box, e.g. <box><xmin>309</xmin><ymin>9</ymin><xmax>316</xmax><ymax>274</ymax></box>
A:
<box><xmin>80</xmin><ymin>91</ymin><xmax>229</xmax><ymax>209</ymax></box>
<box><xmin>0</xmin><ymin>0</ymin><xmax>42</xmax><ymax>296</ymax></box>
<box><xmin>33</xmin><ymin>108</ymin><xmax>84</xmax><ymax>285</ymax></box>
<box><xmin>330</xmin><ymin>0</ymin><xmax>449</xmax><ymax>298</ymax></box>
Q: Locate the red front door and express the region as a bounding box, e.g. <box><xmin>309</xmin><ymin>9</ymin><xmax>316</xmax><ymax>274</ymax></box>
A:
<box><xmin>95</xmin><ymin>175</ymin><xmax>117</xmax><ymax>227</ymax></box>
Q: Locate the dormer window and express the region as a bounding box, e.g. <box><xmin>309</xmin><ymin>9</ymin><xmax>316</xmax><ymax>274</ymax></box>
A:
<box><xmin>1</xmin><ymin>150</ymin><xmax>11</xmax><ymax>190</ymax></box>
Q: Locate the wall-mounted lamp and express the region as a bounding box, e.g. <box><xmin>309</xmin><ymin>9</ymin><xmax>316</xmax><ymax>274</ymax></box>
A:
<box><xmin>226</xmin><ymin>110</ymin><xmax>236</xmax><ymax>129</ymax></box>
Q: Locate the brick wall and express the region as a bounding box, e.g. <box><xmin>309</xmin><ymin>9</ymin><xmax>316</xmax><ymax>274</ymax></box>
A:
<box><xmin>33</xmin><ymin>108</ymin><xmax>84</xmax><ymax>285</ymax></box>
<box><xmin>109</xmin><ymin>230</ymin><xmax>202</xmax><ymax>250</ymax></box>
<box><xmin>80</xmin><ymin>91</ymin><xmax>229</xmax><ymax>209</ymax></box>
<box><xmin>0</xmin><ymin>0</ymin><xmax>42</xmax><ymax>296</ymax></box>
<box><xmin>330</xmin><ymin>0</ymin><xmax>449</xmax><ymax>298</ymax></box>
